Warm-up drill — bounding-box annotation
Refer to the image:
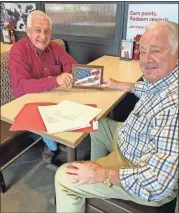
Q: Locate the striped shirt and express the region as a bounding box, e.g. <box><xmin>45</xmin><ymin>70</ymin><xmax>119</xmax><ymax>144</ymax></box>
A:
<box><xmin>118</xmin><ymin>67</ymin><xmax>178</xmax><ymax>202</ymax></box>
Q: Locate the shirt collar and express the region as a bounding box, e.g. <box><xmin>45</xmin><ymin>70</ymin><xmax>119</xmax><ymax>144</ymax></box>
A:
<box><xmin>143</xmin><ymin>66</ymin><xmax>178</xmax><ymax>94</ymax></box>
<box><xmin>27</xmin><ymin>37</ymin><xmax>49</xmax><ymax>56</ymax></box>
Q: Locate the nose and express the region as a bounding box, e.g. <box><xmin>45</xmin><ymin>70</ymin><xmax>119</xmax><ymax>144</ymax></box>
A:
<box><xmin>40</xmin><ymin>31</ymin><xmax>47</xmax><ymax>40</ymax></box>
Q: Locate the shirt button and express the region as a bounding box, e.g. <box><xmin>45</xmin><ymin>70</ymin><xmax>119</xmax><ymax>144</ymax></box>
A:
<box><xmin>45</xmin><ymin>68</ymin><xmax>47</xmax><ymax>70</ymax></box>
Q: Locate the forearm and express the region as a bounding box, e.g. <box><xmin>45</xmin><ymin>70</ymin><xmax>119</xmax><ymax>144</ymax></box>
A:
<box><xmin>116</xmin><ymin>82</ymin><xmax>135</xmax><ymax>93</ymax></box>
<box><xmin>12</xmin><ymin>76</ymin><xmax>57</xmax><ymax>97</ymax></box>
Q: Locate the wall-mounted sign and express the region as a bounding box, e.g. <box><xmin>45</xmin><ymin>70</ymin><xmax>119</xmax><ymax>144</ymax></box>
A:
<box><xmin>126</xmin><ymin>4</ymin><xmax>178</xmax><ymax>40</ymax></box>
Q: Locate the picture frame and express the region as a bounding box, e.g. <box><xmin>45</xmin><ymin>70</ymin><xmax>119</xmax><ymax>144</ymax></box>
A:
<box><xmin>72</xmin><ymin>64</ymin><xmax>104</xmax><ymax>89</ymax></box>
<box><xmin>2</xmin><ymin>29</ymin><xmax>11</xmax><ymax>44</ymax></box>
<box><xmin>3</xmin><ymin>3</ymin><xmax>37</xmax><ymax>32</ymax></box>
<box><xmin>120</xmin><ymin>39</ymin><xmax>133</xmax><ymax>60</ymax></box>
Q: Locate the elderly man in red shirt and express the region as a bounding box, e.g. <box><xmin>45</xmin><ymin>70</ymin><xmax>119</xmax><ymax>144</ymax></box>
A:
<box><xmin>8</xmin><ymin>10</ymin><xmax>77</xmax><ymax>163</ymax></box>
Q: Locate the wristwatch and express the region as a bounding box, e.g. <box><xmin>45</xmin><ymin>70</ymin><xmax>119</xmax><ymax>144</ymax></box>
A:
<box><xmin>103</xmin><ymin>169</ymin><xmax>113</xmax><ymax>187</ymax></box>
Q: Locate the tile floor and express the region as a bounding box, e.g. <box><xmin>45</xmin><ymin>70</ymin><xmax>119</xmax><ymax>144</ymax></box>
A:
<box><xmin>1</xmin><ymin>141</ymin><xmax>56</xmax><ymax>213</ymax></box>
<box><xmin>1</xmin><ymin>136</ymin><xmax>91</xmax><ymax>213</ymax></box>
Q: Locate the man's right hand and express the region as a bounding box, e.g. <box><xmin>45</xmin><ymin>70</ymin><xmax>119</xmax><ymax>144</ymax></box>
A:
<box><xmin>101</xmin><ymin>78</ymin><xmax>135</xmax><ymax>92</ymax></box>
<box><xmin>101</xmin><ymin>78</ymin><xmax>120</xmax><ymax>90</ymax></box>
<box><xmin>56</xmin><ymin>73</ymin><xmax>73</xmax><ymax>87</ymax></box>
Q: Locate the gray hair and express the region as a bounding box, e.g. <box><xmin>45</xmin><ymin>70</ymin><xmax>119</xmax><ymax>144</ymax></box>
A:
<box><xmin>144</xmin><ymin>21</ymin><xmax>178</xmax><ymax>54</ymax></box>
<box><xmin>27</xmin><ymin>10</ymin><xmax>52</xmax><ymax>28</ymax></box>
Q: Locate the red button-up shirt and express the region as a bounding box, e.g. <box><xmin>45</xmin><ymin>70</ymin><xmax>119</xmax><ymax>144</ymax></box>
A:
<box><xmin>8</xmin><ymin>37</ymin><xmax>77</xmax><ymax>97</ymax></box>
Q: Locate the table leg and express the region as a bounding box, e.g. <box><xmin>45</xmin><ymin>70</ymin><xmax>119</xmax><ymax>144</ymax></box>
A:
<box><xmin>0</xmin><ymin>170</ymin><xmax>6</xmax><ymax>193</ymax></box>
<box><xmin>66</xmin><ymin>147</ymin><xmax>76</xmax><ymax>162</ymax></box>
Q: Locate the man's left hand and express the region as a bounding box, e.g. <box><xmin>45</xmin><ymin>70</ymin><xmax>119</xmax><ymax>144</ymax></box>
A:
<box><xmin>65</xmin><ymin>161</ymin><xmax>105</xmax><ymax>186</ymax></box>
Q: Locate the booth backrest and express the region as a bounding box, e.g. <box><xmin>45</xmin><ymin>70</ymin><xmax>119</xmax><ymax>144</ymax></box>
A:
<box><xmin>1</xmin><ymin>51</ymin><xmax>15</xmax><ymax>106</ymax></box>
<box><xmin>53</xmin><ymin>39</ymin><xmax>66</xmax><ymax>50</ymax></box>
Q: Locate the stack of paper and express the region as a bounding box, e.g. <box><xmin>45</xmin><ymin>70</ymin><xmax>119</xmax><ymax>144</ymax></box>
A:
<box><xmin>38</xmin><ymin>100</ymin><xmax>102</xmax><ymax>134</ymax></box>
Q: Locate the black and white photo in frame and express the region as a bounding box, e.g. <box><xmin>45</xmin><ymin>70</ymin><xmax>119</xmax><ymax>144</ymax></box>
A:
<box><xmin>2</xmin><ymin>2</ymin><xmax>36</xmax><ymax>31</ymax></box>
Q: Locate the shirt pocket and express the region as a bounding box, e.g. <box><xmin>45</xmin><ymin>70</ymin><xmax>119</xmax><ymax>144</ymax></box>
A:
<box><xmin>53</xmin><ymin>64</ymin><xmax>62</xmax><ymax>75</ymax></box>
<box><xmin>125</xmin><ymin>109</ymin><xmax>149</xmax><ymax>135</ymax></box>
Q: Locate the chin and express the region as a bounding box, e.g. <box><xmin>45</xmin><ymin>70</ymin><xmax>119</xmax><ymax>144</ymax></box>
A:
<box><xmin>143</xmin><ymin>73</ymin><xmax>154</xmax><ymax>82</ymax></box>
<box><xmin>36</xmin><ymin>42</ymin><xmax>48</xmax><ymax>49</ymax></box>
<box><xmin>37</xmin><ymin>45</ymin><xmax>47</xmax><ymax>51</ymax></box>
<box><xmin>39</xmin><ymin>47</ymin><xmax>46</xmax><ymax>51</ymax></box>
<box><xmin>144</xmin><ymin>75</ymin><xmax>159</xmax><ymax>83</ymax></box>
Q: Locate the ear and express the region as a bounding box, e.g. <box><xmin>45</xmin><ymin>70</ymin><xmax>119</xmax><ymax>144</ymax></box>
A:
<box><xmin>176</xmin><ymin>55</ymin><xmax>179</xmax><ymax>66</ymax></box>
<box><xmin>25</xmin><ymin>26</ymin><xmax>29</xmax><ymax>36</ymax></box>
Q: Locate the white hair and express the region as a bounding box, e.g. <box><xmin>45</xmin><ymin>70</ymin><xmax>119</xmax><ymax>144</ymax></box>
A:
<box><xmin>143</xmin><ymin>21</ymin><xmax>178</xmax><ymax>54</ymax></box>
<box><xmin>27</xmin><ymin>10</ymin><xmax>52</xmax><ymax>28</ymax></box>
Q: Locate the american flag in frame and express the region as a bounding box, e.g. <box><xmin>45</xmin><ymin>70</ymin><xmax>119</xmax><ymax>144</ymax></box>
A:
<box><xmin>72</xmin><ymin>64</ymin><xmax>103</xmax><ymax>88</ymax></box>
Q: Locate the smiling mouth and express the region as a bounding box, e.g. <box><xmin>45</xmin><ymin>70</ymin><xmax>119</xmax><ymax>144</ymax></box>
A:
<box><xmin>145</xmin><ymin>67</ymin><xmax>157</xmax><ymax>71</ymax></box>
<box><xmin>37</xmin><ymin>41</ymin><xmax>46</xmax><ymax>44</ymax></box>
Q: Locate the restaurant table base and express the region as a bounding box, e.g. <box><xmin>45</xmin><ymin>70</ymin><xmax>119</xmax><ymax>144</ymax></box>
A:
<box><xmin>66</xmin><ymin>146</ymin><xmax>77</xmax><ymax>162</ymax></box>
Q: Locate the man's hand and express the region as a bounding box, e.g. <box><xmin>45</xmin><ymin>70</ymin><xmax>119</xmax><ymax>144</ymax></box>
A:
<box><xmin>56</xmin><ymin>73</ymin><xmax>73</xmax><ymax>87</ymax></box>
<box><xmin>101</xmin><ymin>78</ymin><xmax>120</xmax><ymax>90</ymax></box>
<box><xmin>101</xmin><ymin>78</ymin><xmax>135</xmax><ymax>92</ymax></box>
<box><xmin>65</xmin><ymin>161</ymin><xmax>106</xmax><ymax>186</ymax></box>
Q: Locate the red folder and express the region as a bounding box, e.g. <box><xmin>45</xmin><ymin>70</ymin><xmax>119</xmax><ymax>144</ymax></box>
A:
<box><xmin>9</xmin><ymin>102</ymin><xmax>97</xmax><ymax>133</ymax></box>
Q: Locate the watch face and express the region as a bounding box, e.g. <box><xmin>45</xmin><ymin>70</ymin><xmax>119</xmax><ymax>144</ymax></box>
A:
<box><xmin>107</xmin><ymin>179</ymin><xmax>112</xmax><ymax>187</ymax></box>
<box><xmin>104</xmin><ymin>179</ymin><xmax>112</xmax><ymax>187</ymax></box>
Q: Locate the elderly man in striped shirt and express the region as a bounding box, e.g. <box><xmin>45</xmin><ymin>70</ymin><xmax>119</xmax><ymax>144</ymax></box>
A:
<box><xmin>55</xmin><ymin>21</ymin><xmax>178</xmax><ymax>212</ymax></box>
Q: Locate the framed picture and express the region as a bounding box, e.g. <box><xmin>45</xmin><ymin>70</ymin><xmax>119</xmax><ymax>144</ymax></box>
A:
<box><xmin>120</xmin><ymin>39</ymin><xmax>133</xmax><ymax>60</ymax></box>
<box><xmin>2</xmin><ymin>29</ymin><xmax>11</xmax><ymax>43</ymax></box>
<box><xmin>2</xmin><ymin>3</ymin><xmax>36</xmax><ymax>32</ymax></box>
<box><xmin>72</xmin><ymin>64</ymin><xmax>104</xmax><ymax>89</ymax></box>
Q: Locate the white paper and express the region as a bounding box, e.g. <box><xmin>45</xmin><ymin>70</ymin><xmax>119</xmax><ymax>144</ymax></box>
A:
<box><xmin>38</xmin><ymin>100</ymin><xmax>102</xmax><ymax>134</ymax></box>
<box><xmin>93</xmin><ymin>121</ymin><xmax>98</xmax><ymax>130</ymax></box>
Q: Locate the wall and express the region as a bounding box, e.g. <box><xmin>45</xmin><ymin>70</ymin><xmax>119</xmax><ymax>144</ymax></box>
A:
<box><xmin>47</xmin><ymin>2</ymin><xmax>124</xmax><ymax>64</ymax></box>
<box><xmin>1</xmin><ymin>1</ymin><xmax>176</xmax><ymax>64</ymax></box>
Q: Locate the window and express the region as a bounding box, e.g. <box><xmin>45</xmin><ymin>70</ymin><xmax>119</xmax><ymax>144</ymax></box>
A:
<box><xmin>45</xmin><ymin>4</ymin><xmax>117</xmax><ymax>38</ymax></box>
